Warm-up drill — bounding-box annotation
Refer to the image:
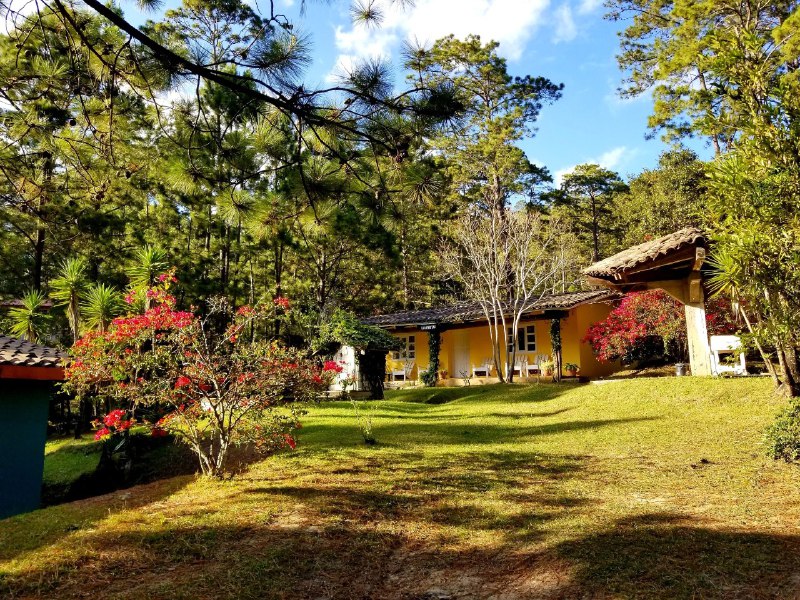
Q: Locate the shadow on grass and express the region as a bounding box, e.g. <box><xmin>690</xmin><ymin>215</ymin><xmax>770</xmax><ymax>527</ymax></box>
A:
<box><xmin>245</xmin><ymin>450</ymin><xmax>590</xmax><ymax>547</ymax></box>
<box><xmin>5</xmin><ymin>508</ymin><xmax>798</xmax><ymax>599</ymax></box>
<box><xmin>0</xmin><ymin>474</ymin><xmax>194</xmax><ymax>564</ymax></box>
<box><xmin>0</xmin><ymin>450</ymin><xmax>589</xmax><ymax>599</ymax></box>
<box><xmin>41</xmin><ymin>434</ymin><xmax>198</xmax><ymax>507</ymax></box>
<box><xmin>299</xmin><ymin>416</ymin><xmax>659</xmax><ymax>448</ymax></box>
<box><xmin>385</xmin><ymin>383</ymin><xmax>573</xmax><ymax>407</ymax></box>
<box><xmin>552</xmin><ymin>512</ymin><xmax>800</xmax><ymax>599</ymax></box>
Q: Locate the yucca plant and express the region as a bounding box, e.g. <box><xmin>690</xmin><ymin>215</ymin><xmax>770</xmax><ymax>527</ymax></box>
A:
<box><xmin>128</xmin><ymin>245</ymin><xmax>169</xmax><ymax>289</ymax></box>
<box><xmin>81</xmin><ymin>283</ymin><xmax>123</xmax><ymax>333</ymax></box>
<box><xmin>50</xmin><ymin>257</ymin><xmax>89</xmax><ymax>342</ymax></box>
<box><xmin>8</xmin><ymin>289</ymin><xmax>51</xmax><ymax>343</ymax></box>
<box><xmin>128</xmin><ymin>246</ymin><xmax>169</xmax><ymax>311</ymax></box>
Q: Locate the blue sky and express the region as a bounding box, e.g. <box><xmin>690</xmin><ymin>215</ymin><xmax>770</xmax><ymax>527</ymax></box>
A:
<box><xmin>126</xmin><ymin>0</ymin><xmax>713</xmax><ymax>183</ymax></box>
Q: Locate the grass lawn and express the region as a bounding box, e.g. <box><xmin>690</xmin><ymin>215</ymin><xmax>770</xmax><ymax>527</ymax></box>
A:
<box><xmin>3</xmin><ymin>378</ymin><xmax>800</xmax><ymax>599</ymax></box>
<box><xmin>42</xmin><ymin>436</ymin><xmax>101</xmax><ymax>488</ymax></box>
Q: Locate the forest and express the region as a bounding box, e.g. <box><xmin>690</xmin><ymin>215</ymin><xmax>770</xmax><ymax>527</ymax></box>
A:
<box><xmin>0</xmin><ymin>0</ymin><xmax>798</xmax><ymax>397</ymax></box>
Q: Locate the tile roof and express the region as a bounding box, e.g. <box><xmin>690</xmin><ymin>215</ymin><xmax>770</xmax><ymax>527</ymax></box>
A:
<box><xmin>583</xmin><ymin>228</ymin><xmax>706</xmax><ymax>278</ymax></box>
<box><xmin>362</xmin><ymin>289</ymin><xmax>619</xmax><ymax>328</ymax></box>
<box><xmin>0</xmin><ymin>336</ymin><xmax>66</xmax><ymax>368</ymax></box>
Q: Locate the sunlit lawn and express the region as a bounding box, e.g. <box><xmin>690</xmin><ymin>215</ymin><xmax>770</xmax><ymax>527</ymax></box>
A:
<box><xmin>2</xmin><ymin>378</ymin><xmax>800</xmax><ymax>599</ymax></box>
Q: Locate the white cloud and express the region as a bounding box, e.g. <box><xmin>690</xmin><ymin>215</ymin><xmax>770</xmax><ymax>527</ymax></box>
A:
<box><xmin>552</xmin><ymin>3</ymin><xmax>577</xmax><ymax>43</ymax></box>
<box><xmin>333</xmin><ymin>24</ymin><xmax>398</xmax><ymax>60</ymax></box>
<box><xmin>328</xmin><ymin>0</ymin><xmax>551</xmax><ymax>78</ymax></box>
<box><xmin>577</xmin><ymin>0</ymin><xmax>603</xmax><ymax>14</ymax></box>
<box><xmin>554</xmin><ymin>145</ymin><xmax>634</xmax><ymax>185</ymax></box>
<box><xmin>595</xmin><ymin>146</ymin><xmax>627</xmax><ymax>168</ymax></box>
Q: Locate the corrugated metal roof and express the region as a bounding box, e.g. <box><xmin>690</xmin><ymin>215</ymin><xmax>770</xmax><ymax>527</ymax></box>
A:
<box><xmin>0</xmin><ymin>336</ymin><xmax>65</xmax><ymax>368</ymax></box>
<box><xmin>583</xmin><ymin>228</ymin><xmax>706</xmax><ymax>278</ymax></box>
<box><xmin>362</xmin><ymin>289</ymin><xmax>619</xmax><ymax>328</ymax></box>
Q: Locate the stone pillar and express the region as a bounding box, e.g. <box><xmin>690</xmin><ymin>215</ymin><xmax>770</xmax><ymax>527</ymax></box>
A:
<box><xmin>685</xmin><ymin>302</ymin><xmax>712</xmax><ymax>376</ymax></box>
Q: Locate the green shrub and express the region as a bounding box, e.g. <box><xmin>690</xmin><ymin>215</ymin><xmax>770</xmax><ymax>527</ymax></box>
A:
<box><xmin>765</xmin><ymin>401</ymin><xmax>800</xmax><ymax>462</ymax></box>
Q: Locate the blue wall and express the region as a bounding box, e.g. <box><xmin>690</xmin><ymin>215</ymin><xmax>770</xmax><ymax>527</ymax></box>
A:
<box><xmin>0</xmin><ymin>380</ymin><xmax>51</xmax><ymax>519</ymax></box>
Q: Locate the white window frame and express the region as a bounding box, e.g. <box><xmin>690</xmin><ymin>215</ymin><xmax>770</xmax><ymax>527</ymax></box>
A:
<box><xmin>508</xmin><ymin>325</ymin><xmax>536</xmax><ymax>353</ymax></box>
<box><xmin>392</xmin><ymin>335</ymin><xmax>416</xmax><ymax>360</ymax></box>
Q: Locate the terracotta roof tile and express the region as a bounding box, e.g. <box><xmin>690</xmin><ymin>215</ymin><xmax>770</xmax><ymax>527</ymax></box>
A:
<box><xmin>362</xmin><ymin>289</ymin><xmax>619</xmax><ymax>328</ymax></box>
<box><xmin>583</xmin><ymin>228</ymin><xmax>706</xmax><ymax>278</ymax></box>
<box><xmin>0</xmin><ymin>336</ymin><xmax>66</xmax><ymax>368</ymax></box>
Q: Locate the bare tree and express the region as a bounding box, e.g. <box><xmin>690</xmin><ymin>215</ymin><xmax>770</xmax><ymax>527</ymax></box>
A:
<box><xmin>441</xmin><ymin>209</ymin><xmax>577</xmax><ymax>382</ymax></box>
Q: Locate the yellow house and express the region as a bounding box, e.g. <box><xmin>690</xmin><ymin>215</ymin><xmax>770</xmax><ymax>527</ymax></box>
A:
<box><xmin>363</xmin><ymin>290</ymin><xmax>620</xmax><ymax>384</ymax></box>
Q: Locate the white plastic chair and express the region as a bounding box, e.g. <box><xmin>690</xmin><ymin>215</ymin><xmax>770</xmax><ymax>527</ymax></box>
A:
<box><xmin>472</xmin><ymin>359</ymin><xmax>493</xmax><ymax>377</ymax></box>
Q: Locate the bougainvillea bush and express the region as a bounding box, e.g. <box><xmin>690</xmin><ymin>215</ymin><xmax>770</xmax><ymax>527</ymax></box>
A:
<box><xmin>583</xmin><ymin>290</ymin><xmax>688</xmax><ymax>363</ymax></box>
<box><xmin>64</xmin><ymin>276</ymin><xmax>334</xmax><ymax>477</ymax></box>
<box><xmin>584</xmin><ymin>290</ymin><xmax>741</xmax><ymax>364</ymax></box>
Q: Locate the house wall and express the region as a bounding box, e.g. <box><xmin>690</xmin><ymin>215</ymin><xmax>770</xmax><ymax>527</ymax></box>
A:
<box><xmin>564</xmin><ymin>302</ymin><xmax>619</xmax><ymax>378</ymax></box>
<box><xmin>385</xmin><ymin>301</ymin><xmax>618</xmax><ymax>381</ymax></box>
<box><xmin>0</xmin><ymin>380</ymin><xmax>51</xmax><ymax>519</ymax></box>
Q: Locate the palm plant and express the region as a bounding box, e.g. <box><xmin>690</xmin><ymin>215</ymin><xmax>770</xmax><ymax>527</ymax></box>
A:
<box><xmin>81</xmin><ymin>283</ymin><xmax>123</xmax><ymax>332</ymax></box>
<box><xmin>8</xmin><ymin>289</ymin><xmax>51</xmax><ymax>343</ymax></box>
<box><xmin>50</xmin><ymin>257</ymin><xmax>88</xmax><ymax>341</ymax></box>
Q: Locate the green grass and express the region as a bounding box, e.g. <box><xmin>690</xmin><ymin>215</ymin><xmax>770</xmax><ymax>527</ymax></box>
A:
<box><xmin>2</xmin><ymin>378</ymin><xmax>800</xmax><ymax>599</ymax></box>
<box><xmin>42</xmin><ymin>436</ymin><xmax>101</xmax><ymax>487</ymax></box>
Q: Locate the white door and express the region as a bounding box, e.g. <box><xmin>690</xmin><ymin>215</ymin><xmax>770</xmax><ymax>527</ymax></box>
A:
<box><xmin>453</xmin><ymin>330</ymin><xmax>470</xmax><ymax>378</ymax></box>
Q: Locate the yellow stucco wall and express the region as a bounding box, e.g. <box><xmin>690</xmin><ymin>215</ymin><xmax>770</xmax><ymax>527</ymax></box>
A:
<box><xmin>386</xmin><ymin>301</ymin><xmax>618</xmax><ymax>380</ymax></box>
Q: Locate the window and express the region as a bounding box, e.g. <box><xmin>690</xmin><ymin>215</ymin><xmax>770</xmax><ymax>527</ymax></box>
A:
<box><xmin>392</xmin><ymin>335</ymin><xmax>416</xmax><ymax>360</ymax></box>
<box><xmin>507</xmin><ymin>326</ymin><xmax>536</xmax><ymax>353</ymax></box>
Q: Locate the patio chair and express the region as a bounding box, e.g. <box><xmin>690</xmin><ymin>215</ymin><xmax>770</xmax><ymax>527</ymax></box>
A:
<box><xmin>507</xmin><ymin>356</ymin><xmax>526</xmax><ymax>377</ymax></box>
<box><xmin>402</xmin><ymin>359</ymin><xmax>416</xmax><ymax>381</ymax></box>
<box><xmin>387</xmin><ymin>360</ymin><xmax>406</xmax><ymax>382</ymax></box>
<box><xmin>525</xmin><ymin>354</ymin><xmax>543</xmax><ymax>376</ymax></box>
<box><xmin>472</xmin><ymin>359</ymin><xmax>494</xmax><ymax>378</ymax></box>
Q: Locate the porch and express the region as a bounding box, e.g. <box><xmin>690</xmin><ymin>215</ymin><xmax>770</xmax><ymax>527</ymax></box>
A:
<box><xmin>383</xmin><ymin>297</ymin><xmax>617</xmax><ymax>384</ymax></box>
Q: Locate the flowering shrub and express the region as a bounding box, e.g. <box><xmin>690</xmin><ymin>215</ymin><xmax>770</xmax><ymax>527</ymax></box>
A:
<box><xmin>93</xmin><ymin>408</ymin><xmax>134</xmax><ymax>441</ymax></box>
<box><xmin>583</xmin><ymin>290</ymin><xmax>688</xmax><ymax>363</ymax></box>
<box><xmin>705</xmin><ymin>297</ymin><xmax>741</xmax><ymax>336</ymax></box>
<box><xmin>584</xmin><ymin>291</ymin><xmax>742</xmax><ymax>364</ymax></box>
<box><xmin>64</xmin><ymin>274</ymin><xmax>334</xmax><ymax>477</ymax></box>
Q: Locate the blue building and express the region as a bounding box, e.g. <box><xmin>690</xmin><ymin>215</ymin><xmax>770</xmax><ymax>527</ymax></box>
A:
<box><xmin>0</xmin><ymin>336</ymin><xmax>64</xmax><ymax>519</ymax></box>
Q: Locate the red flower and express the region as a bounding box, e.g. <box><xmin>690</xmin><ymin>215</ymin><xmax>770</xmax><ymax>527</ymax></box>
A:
<box><xmin>273</xmin><ymin>296</ymin><xmax>290</xmax><ymax>310</ymax></box>
<box><xmin>175</xmin><ymin>375</ymin><xmax>191</xmax><ymax>389</ymax></box>
<box><xmin>323</xmin><ymin>360</ymin><xmax>344</xmax><ymax>373</ymax></box>
<box><xmin>104</xmin><ymin>409</ymin><xmax>126</xmax><ymax>428</ymax></box>
<box><xmin>94</xmin><ymin>427</ymin><xmax>111</xmax><ymax>441</ymax></box>
<box><xmin>151</xmin><ymin>427</ymin><xmax>168</xmax><ymax>438</ymax></box>
<box><xmin>284</xmin><ymin>434</ymin><xmax>296</xmax><ymax>450</ymax></box>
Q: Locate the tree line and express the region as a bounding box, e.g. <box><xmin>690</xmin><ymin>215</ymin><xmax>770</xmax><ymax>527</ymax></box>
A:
<box><xmin>0</xmin><ymin>0</ymin><xmax>713</xmax><ymax>351</ymax></box>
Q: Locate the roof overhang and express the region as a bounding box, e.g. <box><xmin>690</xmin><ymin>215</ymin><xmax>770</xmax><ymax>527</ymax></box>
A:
<box><xmin>0</xmin><ymin>365</ymin><xmax>64</xmax><ymax>381</ymax></box>
<box><xmin>584</xmin><ymin>229</ymin><xmax>708</xmax><ymax>294</ymax></box>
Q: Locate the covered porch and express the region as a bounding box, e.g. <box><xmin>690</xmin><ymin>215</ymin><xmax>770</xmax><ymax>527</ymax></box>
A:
<box><xmin>367</xmin><ymin>290</ymin><xmax>620</xmax><ymax>385</ymax></box>
<box><xmin>583</xmin><ymin>228</ymin><xmax>713</xmax><ymax>376</ymax></box>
